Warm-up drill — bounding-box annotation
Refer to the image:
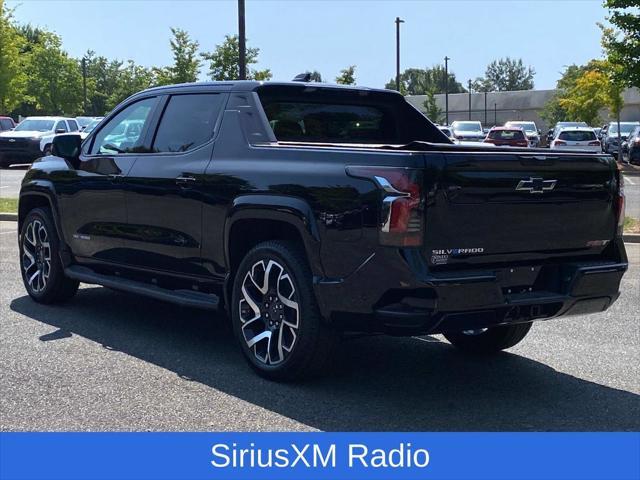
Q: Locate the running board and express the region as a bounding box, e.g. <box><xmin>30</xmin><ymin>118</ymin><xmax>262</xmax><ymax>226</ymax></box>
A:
<box><xmin>64</xmin><ymin>265</ymin><xmax>219</xmax><ymax>310</ymax></box>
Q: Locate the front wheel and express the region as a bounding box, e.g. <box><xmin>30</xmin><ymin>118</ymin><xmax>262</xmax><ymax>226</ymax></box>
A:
<box><xmin>444</xmin><ymin>322</ymin><xmax>533</xmax><ymax>354</ymax></box>
<box><xmin>20</xmin><ymin>208</ymin><xmax>79</xmax><ymax>304</ymax></box>
<box><xmin>231</xmin><ymin>240</ymin><xmax>338</xmax><ymax>381</ymax></box>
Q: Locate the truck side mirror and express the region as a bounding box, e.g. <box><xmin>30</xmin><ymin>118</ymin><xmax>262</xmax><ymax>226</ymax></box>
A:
<box><xmin>52</xmin><ymin>134</ymin><xmax>82</xmax><ymax>160</ymax></box>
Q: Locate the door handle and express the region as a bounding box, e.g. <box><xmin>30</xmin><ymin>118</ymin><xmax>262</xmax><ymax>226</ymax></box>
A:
<box><xmin>175</xmin><ymin>176</ymin><xmax>197</xmax><ymax>186</ymax></box>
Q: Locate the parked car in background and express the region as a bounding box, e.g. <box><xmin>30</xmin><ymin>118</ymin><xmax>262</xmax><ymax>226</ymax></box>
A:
<box><xmin>603</xmin><ymin>121</ymin><xmax>640</xmax><ymax>156</ymax></box>
<box><xmin>550</xmin><ymin>127</ymin><xmax>601</xmax><ymax>152</ymax></box>
<box><xmin>0</xmin><ymin>116</ymin><xmax>16</xmax><ymax>132</ymax></box>
<box><xmin>437</xmin><ymin>125</ymin><xmax>454</xmax><ymax>140</ymax></box>
<box><xmin>0</xmin><ymin>116</ymin><xmax>79</xmax><ymax>167</ymax></box>
<box><xmin>504</xmin><ymin>121</ymin><xmax>540</xmax><ymax>147</ymax></box>
<box><xmin>547</xmin><ymin>122</ymin><xmax>589</xmax><ymax>146</ymax></box>
<box><xmin>624</xmin><ymin>125</ymin><xmax>640</xmax><ymax>165</ymax></box>
<box><xmin>484</xmin><ymin>127</ymin><xmax>528</xmax><ymax>147</ymax></box>
<box><xmin>450</xmin><ymin>120</ymin><xmax>485</xmax><ymax>142</ymax></box>
<box><xmin>75</xmin><ymin>116</ymin><xmax>99</xmax><ymax>131</ymax></box>
<box><xmin>79</xmin><ymin>117</ymin><xmax>104</xmax><ymax>140</ymax></box>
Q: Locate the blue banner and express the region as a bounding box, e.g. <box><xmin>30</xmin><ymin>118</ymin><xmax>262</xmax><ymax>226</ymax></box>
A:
<box><xmin>1</xmin><ymin>432</ymin><xmax>638</xmax><ymax>480</ymax></box>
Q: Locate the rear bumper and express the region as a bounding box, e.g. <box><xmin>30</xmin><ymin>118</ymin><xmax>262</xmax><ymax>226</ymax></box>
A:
<box><xmin>315</xmin><ymin>240</ymin><xmax>628</xmax><ymax>334</ymax></box>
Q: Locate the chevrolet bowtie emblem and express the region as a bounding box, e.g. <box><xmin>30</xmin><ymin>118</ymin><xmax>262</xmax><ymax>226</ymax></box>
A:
<box><xmin>516</xmin><ymin>177</ymin><xmax>557</xmax><ymax>194</ymax></box>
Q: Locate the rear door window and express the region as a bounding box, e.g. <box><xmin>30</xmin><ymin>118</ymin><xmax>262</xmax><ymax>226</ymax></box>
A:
<box><xmin>152</xmin><ymin>94</ymin><xmax>224</xmax><ymax>153</ymax></box>
<box><xmin>67</xmin><ymin>120</ymin><xmax>79</xmax><ymax>132</ymax></box>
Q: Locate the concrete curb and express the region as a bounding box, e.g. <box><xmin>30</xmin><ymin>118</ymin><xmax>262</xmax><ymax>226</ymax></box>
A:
<box><xmin>0</xmin><ymin>213</ymin><xmax>17</xmax><ymax>221</ymax></box>
<box><xmin>623</xmin><ymin>233</ymin><xmax>640</xmax><ymax>243</ymax></box>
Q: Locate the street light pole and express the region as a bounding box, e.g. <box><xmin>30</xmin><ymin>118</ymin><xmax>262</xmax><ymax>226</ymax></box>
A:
<box><xmin>484</xmin><ymin>91</ymin><xmax>487</xmax><ymax>127</ymax></box>
<box><xmin>81</xmin><ymin>57</ymin><xmax>87</xmax><ymax>115</ymax></box>
<box><xmin>444</xmin><ymin>56</ymin><xmax>450</xmax><ymax>125</ymax></box>
<box><xmin>468</xmin><ymin>79</ymin><xmax>472</xmax><ymax>120</ymax></box>
<box><xmin>395</xmin><ymin>17</ymin><xmax>404</xmax><ymax>92</ymax></box>
<box><xmin>494</xmin><ymin>102</ymin><xmax>497</xmax><ymax>126</ymax></box>
<box><xmin>238</xmin><ymin>0</ymin><xmax>246</xmax><ymax>80</ymax></box>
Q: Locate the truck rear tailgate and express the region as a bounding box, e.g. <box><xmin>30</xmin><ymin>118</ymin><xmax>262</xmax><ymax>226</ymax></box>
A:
<box><xmin>424</xmin><ymin>150</ymin><xmax>618</xmax><ymax>267</ymax></box>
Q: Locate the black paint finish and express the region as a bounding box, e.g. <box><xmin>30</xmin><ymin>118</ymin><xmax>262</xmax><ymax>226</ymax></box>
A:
<box><xmin>19</xmin><ymin>81</ymin><xmax>628</xmax><ymax>335</ymax></box>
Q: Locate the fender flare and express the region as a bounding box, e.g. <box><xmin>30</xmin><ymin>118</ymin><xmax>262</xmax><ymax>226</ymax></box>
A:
<box><xmin>18</xmin><ymin>182</ymin><xmax>71</xmax><ymax>265</ymax></box>
<box><xmin>224</xmin><ymin>194</ymin><xmax>322</xmax><ymax>274</ymax></box>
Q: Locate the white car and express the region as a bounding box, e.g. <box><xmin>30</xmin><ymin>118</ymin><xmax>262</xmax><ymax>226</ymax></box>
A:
<box><xmin>0</xmin><ymin>116</ymin><xmax>79</xmax><ymax>167</ymax></box>
<box><xmin>450</xmin><ymin>121</ymin><xmax>485</xmax><ymax>142</ymax></box>
<box><xmin>550</xmin><ymin>127</ymin><xmax>602</xmax><ymax>152</ymax></box>
<box><xmin>79</xmin><ymin>117</ymin><xmax>104</xmax><ymax>140</ymax></box>
<box><xmin>32</xmin><ymin>117</ymin><xmax>80</xmax><ymax>154</ymax></box>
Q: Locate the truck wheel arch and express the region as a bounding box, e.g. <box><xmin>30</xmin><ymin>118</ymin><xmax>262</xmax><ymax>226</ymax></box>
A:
<box><xmin>223</xmin><ymin>195</ymin><xmax>323</xmax><ymax>310</ymax></box>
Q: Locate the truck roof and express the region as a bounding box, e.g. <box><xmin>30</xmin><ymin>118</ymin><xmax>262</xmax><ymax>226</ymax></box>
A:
<box><xmin>139</xmin><ymin>80</ymin><xmax>399</xmax><ymax>96</ymax></box>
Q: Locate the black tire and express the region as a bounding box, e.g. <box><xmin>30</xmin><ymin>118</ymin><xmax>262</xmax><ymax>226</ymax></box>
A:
<box><xmin>19</xmin><ymin>207</ymin><xmax>79</xmax><ymax>304</ymax></box>
<box><xmin>43</xmin><ymin>144</ymin><xmax>52</xmax><ymax>156</ymax></box>
<box><xmin>444</xmin><ymin>322</ymin><xmax>533</xmax><ymax>354</ymax></box>
<box><xmin>231</xmin><ymin>240</ymin><xmax>338</xmax><ymax>381</ymax></box>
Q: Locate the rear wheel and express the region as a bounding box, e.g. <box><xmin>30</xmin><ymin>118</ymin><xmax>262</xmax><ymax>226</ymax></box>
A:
<box><xmin>20</xmin><ymin>208</ymin><xmax>79</xmax><ymax>304</ymax></box>
<box><xmin>43</xmin><ymin>144</ymin><xmax>52</xmax><ymax>156</ymax></box>
<box><xmin>231</xmin><ymin>240</ymin><xmax>338</xmax><ymax>381</ymax></box>
<box><xmin>444</xmin><ymin>322</ymin><xmax>533</xmax><ymax>354</ymax></box>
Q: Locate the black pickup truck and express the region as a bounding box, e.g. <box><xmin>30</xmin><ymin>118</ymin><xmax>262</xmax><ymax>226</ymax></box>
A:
<box><xmin>18</xmin><ymin>81</ymin><xmax>628</xmax><ymax>380</ymax></box>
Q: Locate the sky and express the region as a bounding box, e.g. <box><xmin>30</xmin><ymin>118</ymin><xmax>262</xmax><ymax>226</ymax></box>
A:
<box><xmin>7</xmin><ymin>0</ymin><xmax>610</xmax><ymax>90</ymax></box>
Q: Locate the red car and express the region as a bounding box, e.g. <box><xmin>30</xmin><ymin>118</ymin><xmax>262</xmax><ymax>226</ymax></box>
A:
<box><xmin>0</xmin><ymin>116</ymin><xmax>16</xmax><ymax>132</ymax></box>
<box><xmin>484</xmin><ymin>127</ymin><xmax>528</xmax><ymax>147</ymax></box>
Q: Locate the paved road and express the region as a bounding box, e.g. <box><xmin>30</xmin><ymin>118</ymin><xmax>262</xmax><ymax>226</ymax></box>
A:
<box><xmin>624</xmin><ymin>173</ymin><xmax>640</xmax><ymax>220</ymax></box>
<box><xmin>0</xmin><ymin>221</ymin><xmax>638</xmax><ymax>431</ymax></box>
<box><xmin>0</xmin><ymin>167</ymin><xmax>28</xmax><ymax>199</ymax></box>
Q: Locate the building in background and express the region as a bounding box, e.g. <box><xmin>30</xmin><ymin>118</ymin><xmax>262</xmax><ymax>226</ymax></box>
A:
<box><xmin>406</xmin><ymin>88</ymin><xmax>640</xmax><ymax>131</ymax></box>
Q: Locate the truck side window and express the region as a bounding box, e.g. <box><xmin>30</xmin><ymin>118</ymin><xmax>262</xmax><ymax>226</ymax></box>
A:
<box><xmin>67</xmin><ymin>120</ymin><xmax>79</xmax><ymax>132</ymax></box>
<box><xmin>152</xmin><ymin>94</ymin><xmax>223</xmax><ymax>153</ymax></box>
<box><xmin>55</xmin><ymin>121</ymin><xmax>68</xmax><ymax>133</ymax></box>
<box><xmin>90</xmin><ymin>97</ymin><xmax>156</xmax><ymax>155</ymax></box>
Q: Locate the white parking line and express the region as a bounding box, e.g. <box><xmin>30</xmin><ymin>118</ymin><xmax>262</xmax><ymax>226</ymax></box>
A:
<box><xmin>0</xmin><ymin>230</ymin><xmax>16</xmax><ymax>235</ymax></box>
<box><xmin>0</xmin><ymin>186</ymin><xmax>9</xmax><ymax>189</ymax></box>
<box><xmin>624</xmin><ymin>176</ymin><xmax>636</xmax><ymax>185</ymax></box>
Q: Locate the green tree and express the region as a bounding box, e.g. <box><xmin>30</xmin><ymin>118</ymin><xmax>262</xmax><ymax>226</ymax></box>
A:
<box><xmin>0</xmin><ymin>3</ymin><xmax>27</xmax><ymax>112</ymax></box>
<box><xmin>83</xmin><ymin>51</ymin><xmax>124</xmax><ymax>115</ymax></box>
<box><xmin>422</xmin><ymin>89</ymin><xmax>443</xmax><ymax>124</ymax></box>
<box><xmin>557</xmin><ymin>69</ymin><xmax>608</xmax><ymax>125</ymax></box>
<box><xmin>385</xmin><ymin>66</ymin><xmax>465</xmax><ymax>94</ymax></box>
<box><xmin>154</xmin><ymin>27</ymin><xmax>201</xmax><ymax>85</ymax></box>
<box><xmin>108</xmin><ymin>60</ymin><xmax>154</xmax><ymax>108</ymax></box>
<box><xmin>201</xmin><ymin>34</ymin><xmax>271</xmax><ymax>81</ymax></box>
<box><xmin>599</xmin><ymin>0</ymin><xmax>640</xmax><ymax>87</ymax></box>
<box><xmin>25</xmin><ymin>31</ymin><xmax>83</xmax><ymax>115</ymax></box>
<box><xmin>335</xmin><ymin>65</ymin><xmax>356</xmax><ymax>85</ymax></box>
<box><xmin>475</xmin><ymin>57</ymin><xmax>535</xmax><ymax>91</ymax></box>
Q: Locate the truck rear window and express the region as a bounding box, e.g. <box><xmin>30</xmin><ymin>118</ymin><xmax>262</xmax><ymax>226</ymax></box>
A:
<box><xmin>261</xmin><ymin>101</ymin><xmax>395</xmax><ymax>144</ymax></box>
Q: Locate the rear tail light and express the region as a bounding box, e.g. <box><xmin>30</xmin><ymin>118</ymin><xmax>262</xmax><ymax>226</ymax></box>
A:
<box><xmin>554</xmin><ymin>140</ymin><xmax>567</xmax><ymax>145</ymax></box>
<box><xmin>346</xmin><ymin>166</ymin><xmax>423</xmax><ymax>247</ymax></box>
<box><xmin>615</xmin><ymin>162</ymin><xmax>625</xmax><ymax>235</ymax></box>
<box><xmin>588</xmin><ymin>140</ymin><xmax>601</xmax><ymax>146</ymax></box>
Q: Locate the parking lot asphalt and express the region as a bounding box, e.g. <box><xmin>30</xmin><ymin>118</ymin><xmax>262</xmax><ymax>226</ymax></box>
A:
<box><xmin>0</xmin><ymin>221</ymin><xmax>638</xmax><ymax>432</ymax></box>
<box><xmin>0</xmin><ymin>167</ymin><xmax>28</xmax><ymax>199</ymax></box>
